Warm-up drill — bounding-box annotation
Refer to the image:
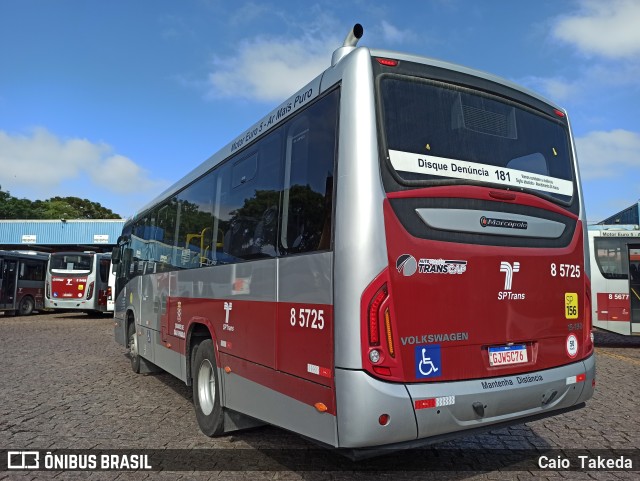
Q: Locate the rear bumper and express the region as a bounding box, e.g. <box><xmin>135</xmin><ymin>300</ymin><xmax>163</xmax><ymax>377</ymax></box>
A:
<box><xmin>335</xmin><ymin>353</ymin><xmax>595</xmax><ymax>448</ymax></box>
<box><xmin>45</xmin><ymin>298</ymin><xmax>92</xmax><ymax>309</ymax></box>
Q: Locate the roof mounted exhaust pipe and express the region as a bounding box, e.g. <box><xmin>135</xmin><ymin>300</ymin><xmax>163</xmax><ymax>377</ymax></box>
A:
<box><xmin>331</xmin><ymin>23</ymin><xmax>364</xmax><ymax>67</ymax></box>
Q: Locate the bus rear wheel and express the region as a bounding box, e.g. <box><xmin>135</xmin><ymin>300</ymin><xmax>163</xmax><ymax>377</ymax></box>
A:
<box><xmin>128</xmin><ymin>322</ymin><xmax>141</xmax><ymax>374</ymax></box>
<box><xmin>192</xmin><ymin>339</ymin><xmax>224</xmax><ymax>436</ymax></box>
<box><xmin>18</xmin><ymin>296</ymin><xmax>34</xmax><ymax>316</ymax></box>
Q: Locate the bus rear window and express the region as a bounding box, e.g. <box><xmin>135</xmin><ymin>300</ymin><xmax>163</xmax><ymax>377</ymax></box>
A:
<box><xmin>379</xmin><ymin>76</ymin><xmax>575</xmax><ymax>203</ymax></box>
<box><xmin>50</xmin><ymin>254</ymin><xmax>93</xmax><ymax>273</ymax></box>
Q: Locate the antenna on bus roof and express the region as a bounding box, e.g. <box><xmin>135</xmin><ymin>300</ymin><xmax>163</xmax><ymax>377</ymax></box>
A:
<box><xmin>331</xmin><ymin>23</ymin><xmax>364</xmax><ymax>67</ymax></box>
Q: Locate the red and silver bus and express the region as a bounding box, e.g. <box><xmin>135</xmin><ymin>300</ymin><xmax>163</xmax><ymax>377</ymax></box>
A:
<box><xmin>588</xmin><ymin>225</ymin><xmax>640</xmax><ymax>335</ymax></box>
<box><xmin>45</xmin><ymin>251</ymin><xmax>113</xmax><ymax>314</ymax></box>
<box><xmin>0</xmin><ymin>250</ymin><xmax>48</xmax><ymax>316</ymax></box>
<box><xmin>112</xmin><ymin>25</ymin><xmax>594</xmax><ymax>452</ymax></box>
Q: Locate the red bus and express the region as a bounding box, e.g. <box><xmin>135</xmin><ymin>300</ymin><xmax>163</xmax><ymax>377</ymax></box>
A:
<box><xmin>0</xmin><ymin>250</ymin><xmax>48</xmax><ymax>316</ymax></box>
<box><xmin>588</xmin><ymin>225</ymin><xmax>640</xmax><ymax>335</ymax></box>
<box><xmin>111</xmin><ymin>24</ymin><xmax>594</xmax><ymax>452</ymax></box>
<box><xmin>45</xmin><ymin>251</ymin><xmax>113</xmax><ymax>314</ymax></box>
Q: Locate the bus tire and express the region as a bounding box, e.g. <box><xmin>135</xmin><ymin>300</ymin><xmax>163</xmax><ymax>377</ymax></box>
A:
<box><xmin>192</xmin><ymin>339</ymin><xmax>224</xmax><ymax>436</ymax></box>
<box><xmin>128</xmin><ymin>321</ymin><xmax>141</xmax><ymax>374</ymax></box>
<box><xmin>18</xmin><ymin>296</ymin><xmax>35</xmax><ymax>316</ymax></box>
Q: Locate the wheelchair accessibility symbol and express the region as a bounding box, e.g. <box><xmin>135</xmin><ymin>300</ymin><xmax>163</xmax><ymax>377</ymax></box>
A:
<box><xmin>415</xmin><ymin>344</ymin><xmax>442</xmax><ymax>379</ymax></box>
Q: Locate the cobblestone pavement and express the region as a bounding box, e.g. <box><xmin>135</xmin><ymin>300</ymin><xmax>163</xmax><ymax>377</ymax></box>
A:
<box><xmin>0</xmin><ymin>312</ymin><xmax>638</xmax><ymax>480</ymax></box>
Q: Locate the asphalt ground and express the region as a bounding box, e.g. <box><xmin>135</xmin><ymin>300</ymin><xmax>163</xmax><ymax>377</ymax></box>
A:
<box><xmin>0</xmin><ymin>311</ymin><xmax>638</xmax><ymax>480</ymax></box>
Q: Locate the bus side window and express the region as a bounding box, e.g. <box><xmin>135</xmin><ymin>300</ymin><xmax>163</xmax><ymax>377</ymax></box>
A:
<box><xmin>157</xmin><ymin>200</ymin><xmax>179</xmax><ymax>268</ymax></box>
<box><xmin>281</xmin><ymin>90</ymin><xmax>338</xmax><ymax>254</ymax></box>
<box><xmin>595</xmin><ymin>238</ymin><xmax>628</xmax><ymax>280</ymax></box>
<box><xmin>19</xmin><ymin>261</ymin><xmax>45</xmax><ymax>281</ymax></box>
<box><xmin>630</xmin><ymin>263</ymin><xmax>638</xmax><ymax>282</ymax></box>
<box><xmin>176</xmin><ymin>170</ymin><xmax>216</xmax><ymax>268</ymax></box>
<box><xmin>217</xmin><ymin>129</ymin><xmax>283</xmax><ymax>262</ymax></box>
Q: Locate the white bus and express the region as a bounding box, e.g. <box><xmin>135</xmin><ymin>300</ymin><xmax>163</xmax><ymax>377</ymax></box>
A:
<box><xmin>45</xmin><ymin>251</ymin><xmax>113</xmax><ymax>314</ymax></box>
<box><xmin>588</xmin><ymin>225</ymin><xmax>640</xmax><ymax>335</ymax></box>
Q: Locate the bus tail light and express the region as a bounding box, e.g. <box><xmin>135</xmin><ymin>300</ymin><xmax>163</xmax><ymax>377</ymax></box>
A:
<box><xmin>376</xmin><ymin>57</ymin><xmax>398</xmax><ymax>67</ymax></box>
<box><xmin>368</xmin><ymin>286</ymin><xmax>387</xmax><ymax>346</ymax></box>
<box><xmin>361</xmin><ymin>269</ymin><xmax>402</xmax><ymax>379</ymax></box>
<box><xmin>86</xmin><ymin>281</ymin><xmax>95</xmax><ymax>300</ymax></box>
<box><xmin>107</xmin><ymin>286</ymin><xmax>112</xmax><ymax>300</ymax></box>
<box><xmin>384</xmin><ymin>307</ymin><xmax>395</xmax><ymax>358</ymax></box>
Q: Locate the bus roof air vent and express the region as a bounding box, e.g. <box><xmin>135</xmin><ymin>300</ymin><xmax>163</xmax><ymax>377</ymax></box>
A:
<box><xmin>331</xmin><ymin>23</ymin><xmax>364</xmax><ymax>67</ymax></box>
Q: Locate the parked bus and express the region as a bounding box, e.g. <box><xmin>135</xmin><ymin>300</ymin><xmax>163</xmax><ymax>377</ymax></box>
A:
<box><xmin>107</xmin><ymin>259</ymin><xmax>116</xmax><ymax>313</ymax></box>
<box><xmin>0</xmin><ymin>250</ymin><xmax>48</xmax><ymax>316</ymax></box>
<box><xmin>111</xmin><ymin>24</ymin><xmax>594</xmax><ymax>452</ymax></box>
<box><xmin>588</xmin><ymin>225</ymin><xmax>640</xmax><ymax>335</ymax></box>
<box><xmin>45</xmin><ymin>251</ymin><xmax>113</xmax><ymax>314</ymax></box>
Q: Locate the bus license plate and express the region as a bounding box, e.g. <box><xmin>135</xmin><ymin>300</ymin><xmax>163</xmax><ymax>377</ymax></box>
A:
<box><xmin>488</xmin><ymin>345</ymin><xmax>528</xmax><ymax>367</ymax></box>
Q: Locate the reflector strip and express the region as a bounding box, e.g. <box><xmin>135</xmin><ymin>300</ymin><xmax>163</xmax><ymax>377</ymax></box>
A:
<box><xmin>415</xmin><ymin>396</ymin><xmax>455</xmax><ymax>410</ymax></box>
<box><xmin>307</xmin><ymin>363</ymin><xmax>332</xmax><ymax>378</ymax></box>
<box><xmin>566</xmin><ymin>373</ymin><xmax>586</xmax><ymax>385</ymax></box>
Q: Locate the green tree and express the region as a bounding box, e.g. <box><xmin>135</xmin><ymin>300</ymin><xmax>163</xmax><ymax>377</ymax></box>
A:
<box><xmin>0</xmin><ymin>187</ymin><xmax>120</xmax><ymax>219</ymax></box>
<box><xmin>0</xmin><ymin>189</ymin><xmax>33</xmax><ymax>219</ymax></box>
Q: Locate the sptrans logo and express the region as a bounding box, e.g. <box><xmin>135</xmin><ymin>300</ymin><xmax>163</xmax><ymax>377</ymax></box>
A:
<box><xmin>500</xmin><ymin>261</ymin><xmax>520</xmax><ymax>290</ymax></box>
<box><xmin>396</xmin><ymin>254</ymin><xmax>418</xmax><ymax>277</ymax></box>
<box><xmin>498</xmin><ymin>261</ymin><xmax>525</xmax><ymax>300</ymax></box>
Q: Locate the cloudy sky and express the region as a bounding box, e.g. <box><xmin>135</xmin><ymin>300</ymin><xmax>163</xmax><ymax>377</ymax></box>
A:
<box><xmin>1</xmin><ymin>0</ymin><xmax>639</xmax><ymax>222</ymax></box>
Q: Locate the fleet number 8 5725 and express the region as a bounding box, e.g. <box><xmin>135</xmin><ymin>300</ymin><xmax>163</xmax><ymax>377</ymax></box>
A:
<box><xmin>550</xmin><ymin>263</ymin><xmax>581</xmax><ymax>278</ymax></box>
<box><xmin>290</xmin><ymin>308</ymin><xmax>325</xmax><ymax>330</ymax></box>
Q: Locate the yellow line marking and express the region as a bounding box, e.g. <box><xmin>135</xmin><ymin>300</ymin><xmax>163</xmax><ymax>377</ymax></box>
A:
<box><xmin>631</xmin><ymin>287</ymin><xmax>640</xmax><ymax>301</ymax></box>
<box><xmin>597</xmin><ymin>349</ymin><xmax>640</xmax><ymax>366</ymax></box>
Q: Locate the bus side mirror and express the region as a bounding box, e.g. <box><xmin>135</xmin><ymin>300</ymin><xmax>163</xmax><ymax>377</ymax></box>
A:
<box><xmin>116</xmin><ymin>234</ymin><xmax>130</xmax><ymax>245</ymax></box>
<box><xmin>111</xmin><ymin>246</ymin><xmax>121</xmax><ymax>264</ymax></box>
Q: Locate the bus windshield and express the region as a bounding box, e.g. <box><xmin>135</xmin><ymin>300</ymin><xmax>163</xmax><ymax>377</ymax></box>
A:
<box><xmin>380</xmin><ymin>76</ymin><xmax>575</xmax><ymax>203</ymax></box>
<box><xmin>49</xmin><ymin>253</ymin><xmax>93</xmax><ymax>273</ymax></box>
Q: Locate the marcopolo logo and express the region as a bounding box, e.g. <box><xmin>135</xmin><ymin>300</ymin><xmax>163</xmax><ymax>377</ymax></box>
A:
<box><xmin>396</xmin><ymin>254</ymin><xmax>418</xmax><ymax>277</ymax></box>
<box><xmin>480</xmin><ymin>216</ymin><xmax>528</xmax><ymax>230</ymax></box>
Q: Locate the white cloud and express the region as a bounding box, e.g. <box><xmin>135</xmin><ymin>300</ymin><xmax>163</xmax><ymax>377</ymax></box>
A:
<box><xmin>575</xmin><ymin>129</ymin><xmax>640</xmax><ymax>179</ymax></box>
<box><xmin>0</xmin><ymin>127</ymin><xmax>166</xmax><ymax>198</ymax></box>
<box><xmin>553</xmin><ymin>0</ymin><xmax>640</xmax><ymax>58</ymax></box>
<box><xmin>207</xmin><ymin>33</ymin><xmax>338</xmax><ymax>102</ymax></box>
<box><xmin>380</xmin><ymin>20</ymin><xmax>409</xmax><ymax>45</ymax></box>
<box><xmin>519</xmin><ymin>76</ymin><xmax>579</xmax><ymax>103</ymax></box>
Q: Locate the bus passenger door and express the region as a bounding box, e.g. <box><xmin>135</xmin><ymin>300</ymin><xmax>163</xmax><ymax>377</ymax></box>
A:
<box><xmin>0</xmin><ymin>260</ymin><xmax>17</xmax><ymax>309</ymax></box>
<box><xmin>630</xmin><ymin>246</ymin><xmax>640</xmax><ymax>334</ymax></box>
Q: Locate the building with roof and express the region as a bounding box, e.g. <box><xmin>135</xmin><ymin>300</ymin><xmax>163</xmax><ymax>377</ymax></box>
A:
<box><xmin>598</xmin><ymin>201</ymin><xmax>640</xmax><ymax>226</ymax></box>
<box><xmin>0</xmin><ymin>219</ymin><xmax>125</xmax><ymax>252</ymax></box>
